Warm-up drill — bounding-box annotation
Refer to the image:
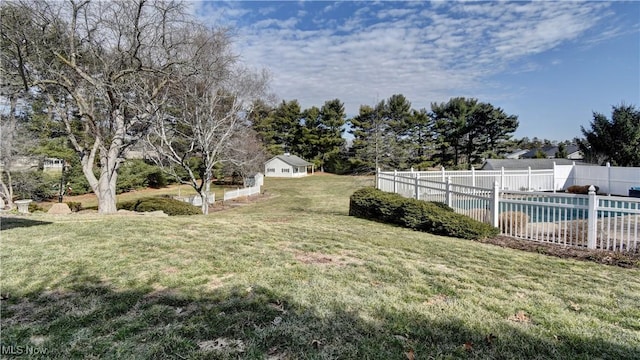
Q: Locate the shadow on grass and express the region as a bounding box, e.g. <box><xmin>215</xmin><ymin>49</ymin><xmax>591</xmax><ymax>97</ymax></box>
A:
<box><xmin>1</xmin><ymin>217</ymin><xmax>53</xmax><ymax>231</ymax></box>
<box><xmin>2</xmin><ymin>270</ymin><xmax>638</xmax><ymax>359</ymax></box>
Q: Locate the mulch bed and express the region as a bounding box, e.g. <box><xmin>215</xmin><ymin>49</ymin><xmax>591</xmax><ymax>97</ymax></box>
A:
<box><xmin>478</xmin><ymin>235</ymin><xmax>640</xmax><ymax>268</ymax></box>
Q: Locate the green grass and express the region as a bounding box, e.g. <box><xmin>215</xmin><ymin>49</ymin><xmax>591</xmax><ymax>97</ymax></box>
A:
<box><xmin>1</xmin><ymin>175</ymin><xmax>639</xmax><ymax>359</ymax></box>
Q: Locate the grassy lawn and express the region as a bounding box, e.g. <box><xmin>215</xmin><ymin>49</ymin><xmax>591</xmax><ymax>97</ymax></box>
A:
<box><xmin>1</xmin><ymin>174</ymin><xmax>639</xmax><ymax>359</ymax></box>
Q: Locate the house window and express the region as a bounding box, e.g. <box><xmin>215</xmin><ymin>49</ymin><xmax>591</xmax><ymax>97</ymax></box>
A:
<box><xmin>267</xmin><ymin>168</ymin><xmax>275</xmax><ymax>173</ymax></box>
<box><xmin>281</xmin><ymin>168</ymin><xmax>290</xmax><ymax>173</ymax></box>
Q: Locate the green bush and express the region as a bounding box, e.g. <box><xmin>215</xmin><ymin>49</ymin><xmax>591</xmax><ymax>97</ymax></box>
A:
<box><xmin>116</xmin><ymin>160</ymin><xmax>168</xmax><ymax>193</ymax></box>
<box><xmin>117</xmin><ymin>197</ymin><xmax>201</xmax><ymax>216</ymax></box>
<box><xmin>28</xmin><ymin>202</ymin><xmax>46</xmax><ymax>213</ymax></box>
<box><xmin>349</xmin><ymin>188</ymin><xmax>499</xmax><ymax>240</ymax></box>
<box><xmin>9</xmin><ymin>171</ymin><xmax>57</xmax><ymax>201</ymax></box>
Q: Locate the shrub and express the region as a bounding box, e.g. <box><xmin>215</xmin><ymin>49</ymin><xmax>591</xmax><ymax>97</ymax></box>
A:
<box><xmin>117</xmin><ymin>197</ymin><xmax>201</xmax><ymax>216</ymax></box>
<box><xmin>116</xmin><ymin>160</ymin><xmax>168</xmax><ymax>193</ymax></box>
<box><xmin>499</xmin><ymin>211</ymin><xmax>529</xmax><ymax>236</ymax></box>
<box><xmin>9</xmin><ymin>171</ymin><xmax>57</xmax><ymax>201</ymax></box>
<box><xmin>65</xmin><ymin>201</ymin><xmax>82</xmax><ymax>212</ymax></box>
<box><xmin>349</xmin><ymin>188</ymin><xmax>499</xmax><ymax>240</ymax></box>
<box><xmin>28</xmin><ymin>202</ymin><xmax>45</xmax><ymax>213</ymax></box>
<box><xmin>566</xmin><ymin>185</ymin><xmax>599</xmax><ymax>194</ymax></box>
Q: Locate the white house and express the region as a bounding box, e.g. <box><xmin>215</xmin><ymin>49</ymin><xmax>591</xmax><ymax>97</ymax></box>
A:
<box><xmin>264</xmin><ymin>153</ymin><xmax>313</xmax><ymax>177</ymax></box>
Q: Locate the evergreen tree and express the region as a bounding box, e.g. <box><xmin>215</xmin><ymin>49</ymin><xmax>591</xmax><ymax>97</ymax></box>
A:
<box><xmin>579</xmin><ymin>104</ymin><xmax>640</xmax><ymax>166</ymax></box>
<box><xmin>431</xmin><ymin>97</ymin><xmax>478</xmax><ymax>167</ymax></box>
<box><xmin>405</xmin><ymin>108</ymin><xmax>435</xmax><ymax>169</ymax></box>
<box><xmin>317</xmin><ymin>99</ymin><xmax>346</xmax><ymax>172</ymax></box>
<box><xmin>349</xmin><ymin>104</ymin><xmax>385</xmax><ymax>172</ymax></box>
<box><xmin>252</xmin><ymin>100</ymin><xmax>301</xmax><ymax>156</ymax></box>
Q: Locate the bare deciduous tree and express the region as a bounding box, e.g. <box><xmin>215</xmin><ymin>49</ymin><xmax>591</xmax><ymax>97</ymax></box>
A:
<box><xmin>224</xmin><ymin>128</ymin><xmax>268</xmax><ymax>187</ymax></box>
<box><xmin>1</xmin><ymin>0</ymin><xmax>203</xmax><ymax>213</ymax></box>
<box><xmin>145</xmin><ymin>27</ymin><xmax>269</xmax><ymax>214</ymax></box>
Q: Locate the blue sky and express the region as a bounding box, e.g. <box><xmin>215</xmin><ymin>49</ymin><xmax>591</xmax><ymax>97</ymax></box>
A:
<box><xmin>192</xmin><ymin>1</ymin><xmax>640</xmax><ymax>141</ymax></box>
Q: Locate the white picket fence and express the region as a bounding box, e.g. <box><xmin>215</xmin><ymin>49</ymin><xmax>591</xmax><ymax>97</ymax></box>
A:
<box><xmin>223</xmin><ymin>184</ymin><xmax>261</xmax><ymax>201</ymax></box>
<box><xmin>385</xmin><ymin>163</ymin><xmax>640</xmax><ymax>196</ymax></box>
<box><xmin>387</xmin><ymin>167</ymin><xmax>556</xmax><ymax>192</ymax></box>
<box><xmin>175</xmin><ymin>193</ymin><xmax>215</xmax><ymax>207</ymax></box>
<box><xmin>377</xmin><ymin>171</ymin><xmax>640</xmax><ymax>252</ymax></box>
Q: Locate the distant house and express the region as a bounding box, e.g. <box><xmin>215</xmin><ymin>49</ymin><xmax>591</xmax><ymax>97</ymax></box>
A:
<box><xmin>481</xmin><ymin>158</ymin><xmax>578</xmax><ymax>170</ymax></box>
<box><xmin>505</xmin><ymin>149</ymin><xmax>529</xmax><ymax>159</ymax></box>
<box><xmin>521</xmin><ymin>145</ymin><xmax>582</xmax><ymax>160</ymax></box>
<box><xmin>566</xmin><ymin>145</ymin><xmax>583</xmax><ymax>160</ymax></box>
<box><xmin>0</xmin><ymin>156</ymin><xmax>64</xmax><ymax>173</ymax></box>
<box><xmin>264</xmin><ymin>153</ymin><xmax>314</xmax><ymax>177</ymax></box>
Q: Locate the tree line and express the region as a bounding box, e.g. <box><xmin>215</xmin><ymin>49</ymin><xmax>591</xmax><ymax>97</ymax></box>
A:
<box><xmin>251</xmin><ymin>94</ymin><xmax>519</xmax><ymax>173</ymax></box>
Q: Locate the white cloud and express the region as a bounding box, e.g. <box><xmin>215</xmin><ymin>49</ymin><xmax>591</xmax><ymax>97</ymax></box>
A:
<box><xmin>253</xmin><ymin>17</ymin><xmax>299</xmax><ymax>30</ymax></box>
<box><xmin>196</xmin><ymin>1</ymin><xmax>623</xmax><ymax>115</ymax></box>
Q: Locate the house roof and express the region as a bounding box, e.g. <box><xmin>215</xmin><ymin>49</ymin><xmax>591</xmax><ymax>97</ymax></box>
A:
<box><xmin>481</xmin><ymin>159</ymin><xmax>578</xmax><ymax>170</ymax></box>
<box><xmin>521</xmin><ymin>145</ymin><xmax>581</xmax><ymax>159</ymax></box>
<box><xmin>505</xmin><ymin>149</ymin><xmax>529</xmax><ymax>159</ymax></box>
<box><xmin>267</xmin><ymin>154</ymin><xmax>312</xmax><ymax>167</ymax></box>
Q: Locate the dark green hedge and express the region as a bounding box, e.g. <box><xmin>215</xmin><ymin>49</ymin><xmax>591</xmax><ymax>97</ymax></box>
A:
<box><xmin>117</xmin><ymin>197</ymin><xmax>201</xmax><ymax>216</ymax></box>
<box><xmin>349</xmin><ymin>187</ymin><xmax>498</xmax><ymax>240</ymax></box>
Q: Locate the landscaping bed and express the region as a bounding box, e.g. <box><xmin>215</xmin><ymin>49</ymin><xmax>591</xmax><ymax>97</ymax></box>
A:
<box><xmin>480</xmin><ymin>235</ymin><xmax>640</xmax><ymax>268</ymax></box>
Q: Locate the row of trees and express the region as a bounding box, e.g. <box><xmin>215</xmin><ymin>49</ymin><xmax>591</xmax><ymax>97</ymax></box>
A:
<box><xmin>249</xmin><ymin>94</ymin><xmax>519</xmax><ymax>173</ymax></box>
<box><xmin>349</xmin><ymin>95</ymin><xmax>518</xmax><ymax>171</ymax></box>
<box><xmin>1</xmin><ymin>0</ymin><xmax>269</xmax><ymax>214</ymax></box>
<box><xmin>250</xmin><ymin>99</ymin><xmax>347</xmax><ymax>173</ymax></box>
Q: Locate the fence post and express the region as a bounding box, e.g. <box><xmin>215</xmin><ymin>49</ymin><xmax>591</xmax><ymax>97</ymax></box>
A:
<box><xmin>393</xmin><ymin>170</ymin><xmax>398</xmax><ymax>194</ymax></box>
<box><xmin>587</xmin><ymin>185</ymin><xmax>597</xmax><ymax>249</ymax></box>
<box><xmin>446</xmin><ymin>176</ymin><xmax>453</xmax><ymax>208</ymax></box>
<box><xmin>376</xmin><ymin>167</ymin><xmax>381</xmax><ymax>189</ymax></box>
<box><xmin>471</xmin><ymin>166</ymin><xmax>476</xmax><ymax>187</ymax></box>
<box><xmin>552</xmin><ymin>161</ymin><xmax>557</xmax><ymax>193</ymax></box>
<box><xmin>441</xmin><ymin>166</ymin><xmax>445</xmax><ymax>182</ymax></box>
<box><xmin>414</xmin><ymin>175</ymin><xmax>419</xmax><ymax>199</ymax></box>
<box><xmin>527</xmin><ymin>166</ymin><xmax>532</xmax><ymax>191</ymax></box>
<box><xmin>607</xmin><ymin>162</ymin><xmax>611</xmax><ymax>196</ymax></box>
<box><xmin>500</xmin><ymin>167</ymin><xmax>505</xmax><ymax>190</ymax></box>
<box><xmin>491</xmin><ymin>181</ymin><xmax>500</xmax><ymax>227</ymax></box>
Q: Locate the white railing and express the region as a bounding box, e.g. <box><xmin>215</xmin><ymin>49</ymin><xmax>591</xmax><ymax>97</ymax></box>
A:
<box><xmin>175</xmin><ymin>193</ymin><xmax>215</xmax><ymax>206</ymax></box>
<box><xmin>223</xmin><ymin>185</ymin><xmax>261</xmax><ymax>201</ymax></box>
<box><xmin>382</xmin><ymin>163</ymin><xmax>640</xmax><ymax>196</ymax></box>
<box><xmin>380</xmin><ymin>167</ymin><xmax>555</xmax><ymax>192</ymax></box>
<box><xmin>378</xmin><ymin>172</ymin><xmax>640</xmax><ymax>252</ymax></box>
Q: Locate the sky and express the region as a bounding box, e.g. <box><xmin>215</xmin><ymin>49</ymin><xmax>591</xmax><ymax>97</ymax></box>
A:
<box><xmin>192</xmin><ymin>1</ymin><xmax>640</xmax><ymax>142</ymax></box>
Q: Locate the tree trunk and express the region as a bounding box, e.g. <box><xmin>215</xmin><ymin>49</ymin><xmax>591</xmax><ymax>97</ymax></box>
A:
<box><xmin>0</xmin><ymin>171</ymin><xmax>14</xmax><ymax>210</ymax></box>
<box><xmin>96</xmin><ymin>174</ymin><xmax>118</xmax><ymax>214</ymax></box>
<box><xmin>200</xmin><ymin>174</ymin><xmax>212</xmax><ymax>215</ymax></box>
<box><xmin>199</xmin><ymin>192</ymin><xmax>209</xmax><ymax>215</ymax></box>
<box><xmin>79</xmin><ymin>138</ymin><xmax>121</xmax><ymax>214</ymax></box>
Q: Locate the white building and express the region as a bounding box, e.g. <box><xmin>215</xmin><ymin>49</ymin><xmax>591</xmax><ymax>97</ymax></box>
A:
<box><xmin>264</xmin><ymin>153</ymin><xmax>313</xmax><ymax>177</ymax></box>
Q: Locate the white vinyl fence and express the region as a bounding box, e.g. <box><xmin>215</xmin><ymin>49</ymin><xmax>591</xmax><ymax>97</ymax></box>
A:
<box><xmin>223</xmin><ymin>184</ymin><xmax>261</xmax><ymax>201</ymax></box>
<box><xmin>569</xmin><ymin>164</ymin><xmax>640</xmax><ymax>196</ymax></box>
<box><xmin>378</xmin><ymin>171</ymin><xmax>640</xmax><ymax>252</ymax></box>
<box><xmin>385</xmin><ymin>163</ymin><xmax>640</xmax><ymax>196</ymax></box>
<box><xmin>175</xmin><ymin>193</ymin><xmax>215</xmax><ymax>207</ymax></box>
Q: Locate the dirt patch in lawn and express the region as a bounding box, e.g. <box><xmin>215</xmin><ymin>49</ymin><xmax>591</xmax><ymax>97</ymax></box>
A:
<box><xmin>208</xmin><ymin>193</ymin><xmax>272</xmax><ymax>212</ymax></box>
<box><xmin>478</xmin><ymin>236</ymin><xmax>640</xmax><ymax>268</ymax></box>
<box><xmin>293</xmin><ymin>250</ymin><xmax>364</xmax><ymax>267</ymax></box>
